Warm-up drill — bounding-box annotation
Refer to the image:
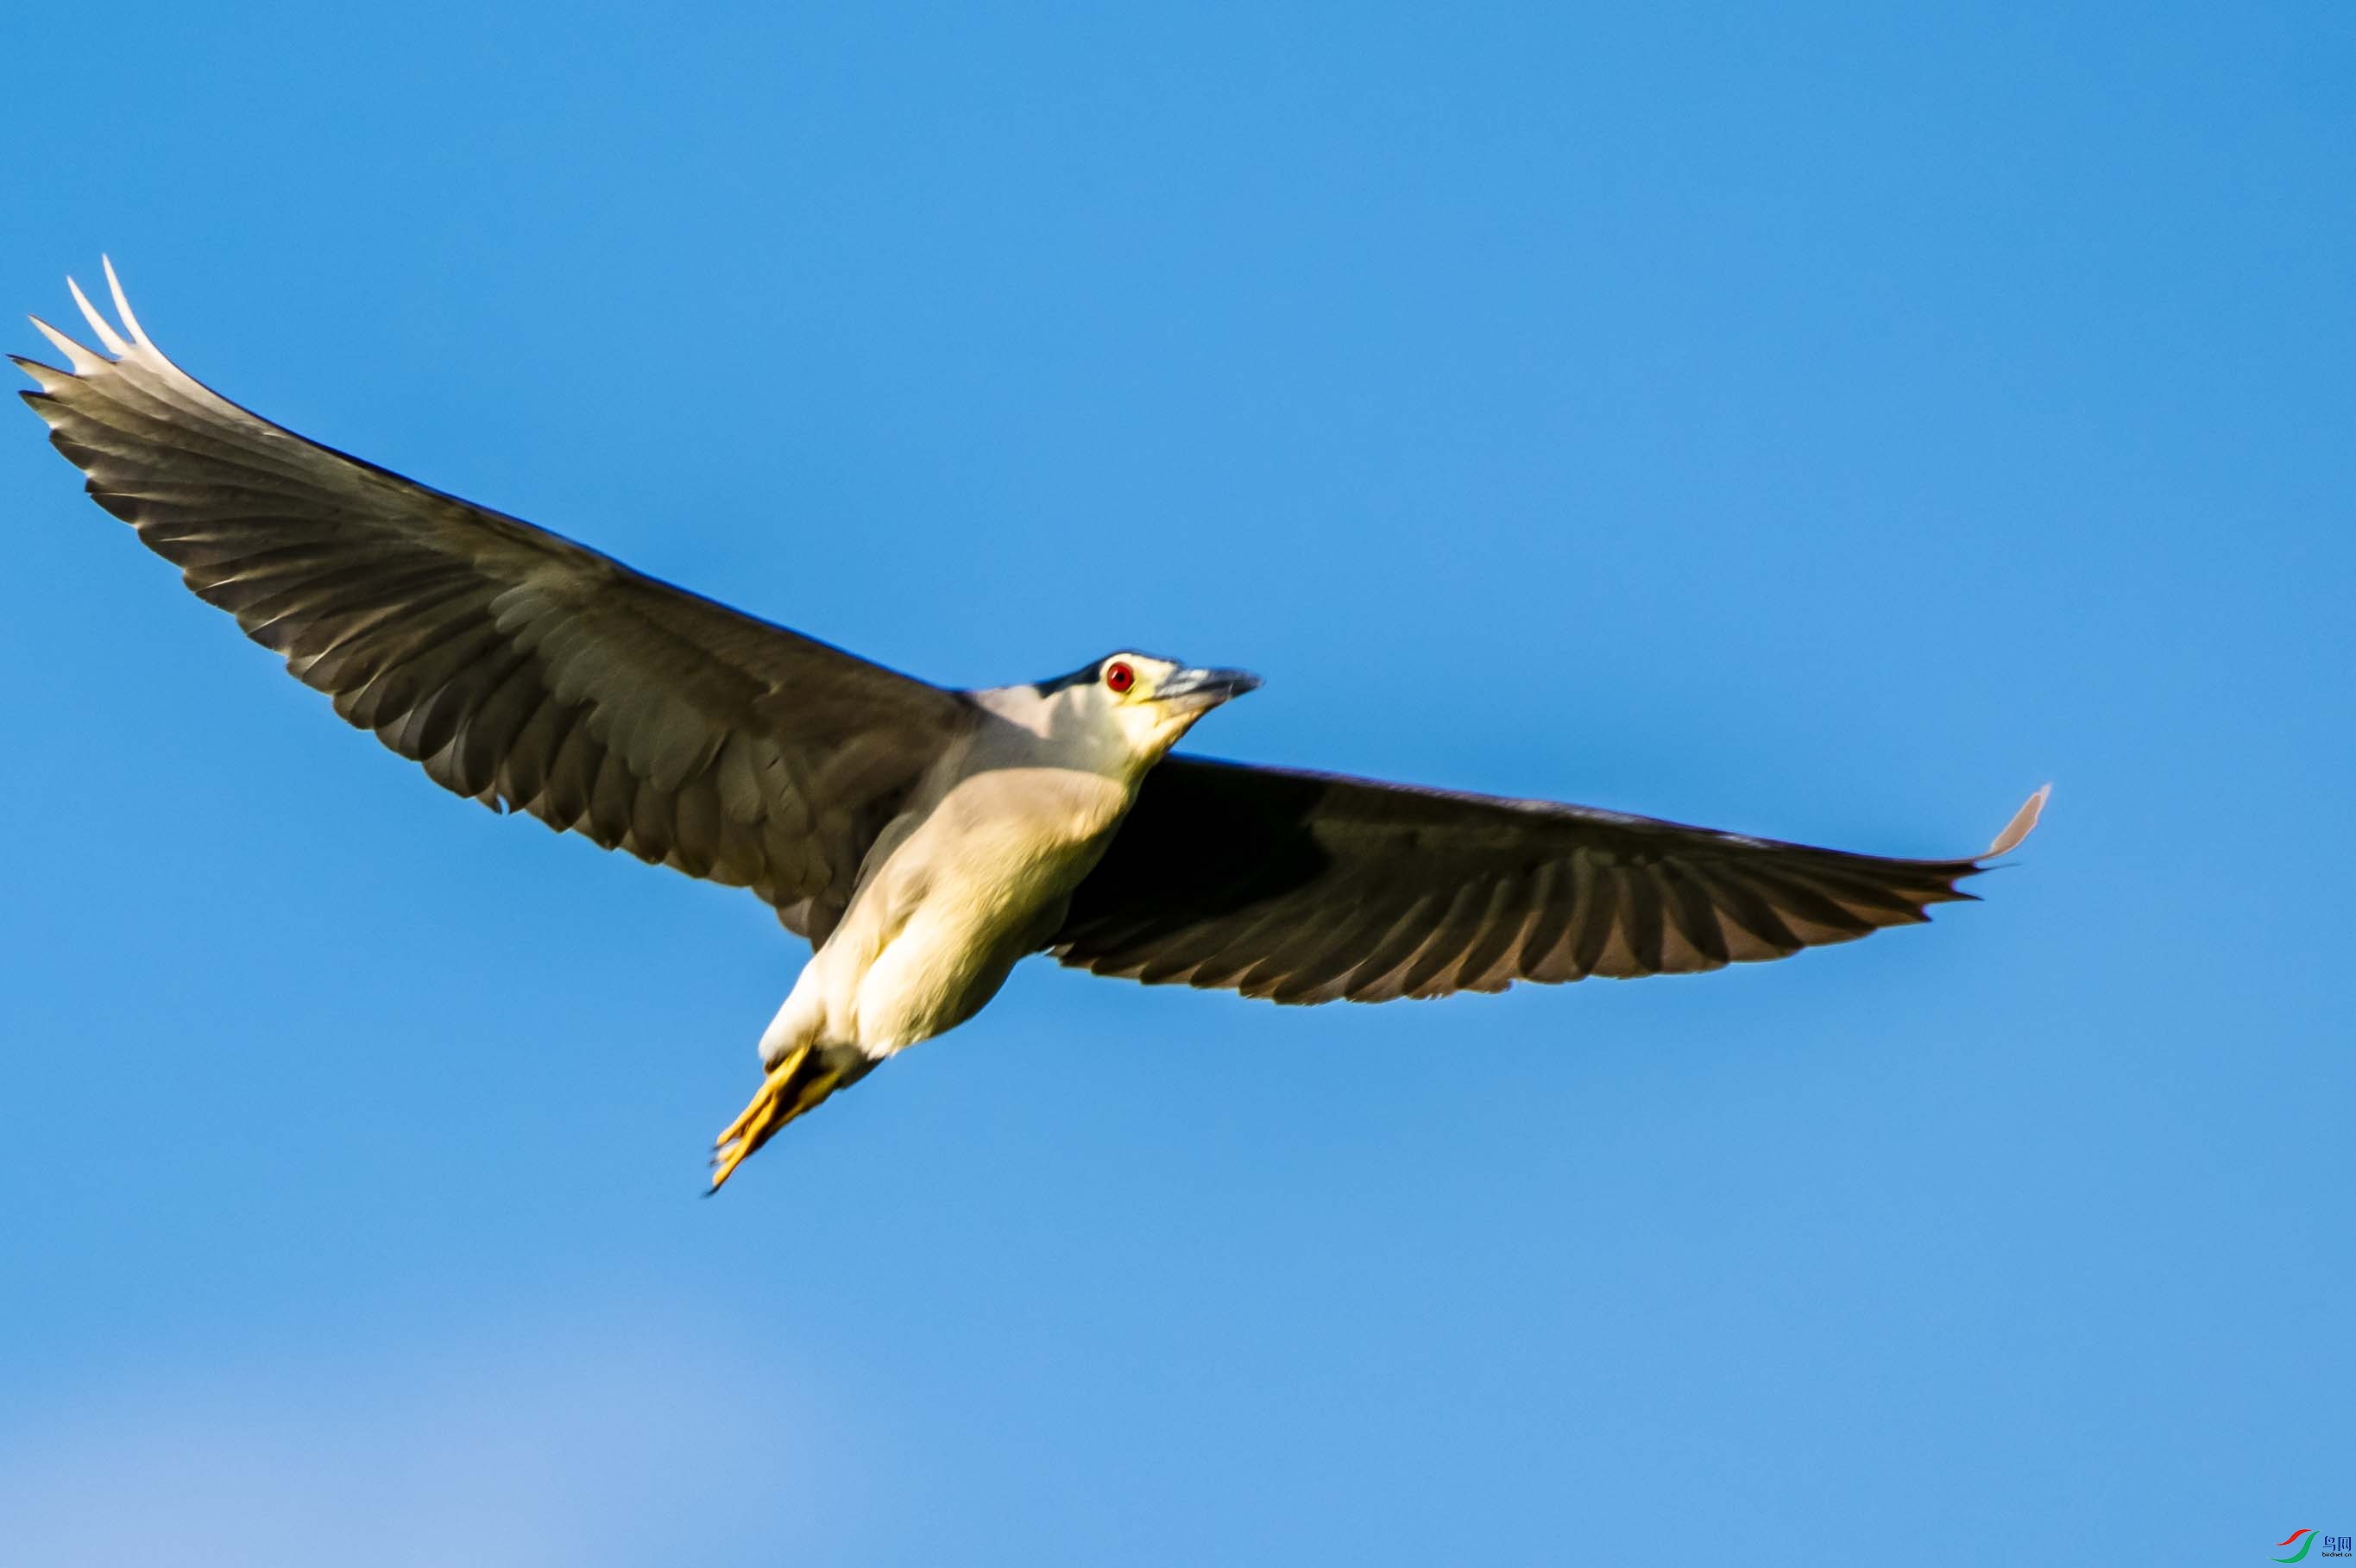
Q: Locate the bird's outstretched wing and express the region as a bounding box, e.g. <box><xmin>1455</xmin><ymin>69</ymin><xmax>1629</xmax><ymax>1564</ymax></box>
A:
<box><xmin>1052</xmin><ymin>758</ymin><xmax>2046</xmax><ymax>1003</ymax></box>
<box><xmin>16</xmin><ymin>263</ymin><xmax>973</xmax><ymax>940</ymax></box>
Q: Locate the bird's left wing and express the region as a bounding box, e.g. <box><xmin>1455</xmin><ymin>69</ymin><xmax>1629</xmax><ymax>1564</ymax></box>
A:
<box><xmin>1050</xmin><ymin>756</ymin><xmax>2045</xmax><ymax>1003</ymax></box>
<box><xmin>16</xmin><ymin>265</ymin><xmax>975</xmax><ymax>936</ymax></box>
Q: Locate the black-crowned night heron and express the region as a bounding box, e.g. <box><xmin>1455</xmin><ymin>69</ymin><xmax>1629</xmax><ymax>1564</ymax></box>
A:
<box><xmin>17</xmin><ymin>265</ymin><xmax>2046</xmax><ymax>1190</ymax></box>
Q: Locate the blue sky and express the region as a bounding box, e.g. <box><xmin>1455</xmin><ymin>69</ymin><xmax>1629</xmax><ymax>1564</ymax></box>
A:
<box><xmin>3</xmin><ymin>3</ymin><xmax>2349</xmax><ymax>1563</ymax></box>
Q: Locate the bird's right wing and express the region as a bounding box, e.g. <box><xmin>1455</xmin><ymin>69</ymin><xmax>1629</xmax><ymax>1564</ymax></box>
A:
<box><xmin>16</xmin><ymin>264</ymin><xmax>974</xmax><ymax>939</ymax></box>
<box><xmin>1051</xmin><ymin>756</ymin><xmax>2046</xmax><ymax>1003</ymax></box>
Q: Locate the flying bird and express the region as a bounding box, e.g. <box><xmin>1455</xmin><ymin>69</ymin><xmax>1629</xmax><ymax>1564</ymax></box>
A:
<box><xmin>17</xmin><ymin>264</ymin><xmax>2047</xmax><ymax>1190</ymax></box>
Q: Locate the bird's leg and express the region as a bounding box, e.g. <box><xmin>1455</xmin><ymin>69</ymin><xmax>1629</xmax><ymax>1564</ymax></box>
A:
<box><xmin>709</xmin><ymin>1042</ymin><xmax>847</xmax><ymax>1193</ymax></box>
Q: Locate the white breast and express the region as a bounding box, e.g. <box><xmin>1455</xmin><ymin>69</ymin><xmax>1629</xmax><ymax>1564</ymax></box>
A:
<box><xmin>834</xmin><ymin>761</ymin><xmax>1136</xmax><ymax>1054</ymax></box>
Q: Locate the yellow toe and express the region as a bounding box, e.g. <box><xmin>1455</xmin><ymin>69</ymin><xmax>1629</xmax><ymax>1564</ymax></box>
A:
<box><xmin>709</xmin><ymin>1042</ymin><xmax>828</xmax><ymax>1193</ymax></box>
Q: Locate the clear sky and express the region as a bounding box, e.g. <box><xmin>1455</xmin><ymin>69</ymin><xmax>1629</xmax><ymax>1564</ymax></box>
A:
<box><xmin>3</xmin><ymin>3</ymin><xmax>2348</xmax><ymax>1564</ymax></box>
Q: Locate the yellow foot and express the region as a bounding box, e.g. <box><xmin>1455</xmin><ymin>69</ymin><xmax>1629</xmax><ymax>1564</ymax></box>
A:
<box><xmin>709</xmin><ymin>1042</ymin><xmax>846</xmax><ymax>1193</ymax></box>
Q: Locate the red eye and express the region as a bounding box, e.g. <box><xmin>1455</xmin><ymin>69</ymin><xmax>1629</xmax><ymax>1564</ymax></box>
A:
<box><xmin>1103</xmin><ymin>661</ymin><xmax>1135</xmax><ymax>694</ymax></box>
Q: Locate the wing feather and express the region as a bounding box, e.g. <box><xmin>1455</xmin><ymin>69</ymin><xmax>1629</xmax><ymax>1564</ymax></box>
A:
<box><xmin>17</xmin><ymin>268</ymin><xmax>973</xmax><ymax>939</ymax></box>
<box><xmin>1053</xmin><ymin>757</ymin><xmax>2044</xmax><ymax>1003</ymax></box>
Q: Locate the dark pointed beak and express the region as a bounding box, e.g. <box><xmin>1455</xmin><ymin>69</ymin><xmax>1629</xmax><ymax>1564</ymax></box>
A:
<box><xmin>1153</xmin><ymin>665</ymin><xmax>1262</xmax><ymax>710</ymax></box>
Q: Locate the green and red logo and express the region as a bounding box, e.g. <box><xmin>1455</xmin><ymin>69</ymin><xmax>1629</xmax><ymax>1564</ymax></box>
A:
<box><xmin>2273</xmin><ymin>1530</ymin><xmax>2353</xmax><ymax>1561</ymax></box>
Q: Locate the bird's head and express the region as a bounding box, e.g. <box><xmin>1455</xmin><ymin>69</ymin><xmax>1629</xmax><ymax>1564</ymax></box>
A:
<box><xmin>1049</xmin><ymin>651</ymin><xmax>1262</xmax><ymax>769</ymax></box>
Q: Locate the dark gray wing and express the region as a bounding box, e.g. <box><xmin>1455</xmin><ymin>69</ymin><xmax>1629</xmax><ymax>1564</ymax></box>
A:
<box><xmin>1052</xmin><ymin>756</ymin><xmax>2046</xmax><ymax>1003</ymax></box>
<box><xmin>16</xmin><ymin>266</ymin><xmax>973</xmax><ymax>940</ymax></box>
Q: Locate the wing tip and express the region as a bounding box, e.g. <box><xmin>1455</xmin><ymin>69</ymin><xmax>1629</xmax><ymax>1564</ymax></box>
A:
<box><xmin>65</xmin><ymin>274</ymin><xmax>133</xmax><ymax>358</ymax></box>
<box><xmin>30</xmin><ymin>259</ymin><xmax>218</xmax><ymax>413</ymax></box>
<box><xmin>1983</xmin><ymin>783</ymin><xmax>2050</xmax><ymax>859</ymax></box>
<box><xmin>101</xmin><ymin>255</ymin><xmax>151</xmax><ymax>347</ymax></box>
<box><xmin>37</xmin><ymin>257</ymin><xmax>170</xmax><ymax>369</ymax></box>
<box><xmin>27</xmin><ymin>312</ymin><xmax>99</xmax><ymax>372</ymax></box>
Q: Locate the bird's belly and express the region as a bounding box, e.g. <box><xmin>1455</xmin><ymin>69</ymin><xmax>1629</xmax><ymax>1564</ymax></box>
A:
<box><xmin>846</xmin><ymin>829</ymin><xmax>1112</xmax><ymax>1053</ymax></box>
<box><xmin>850</xmin><ymin>909</ymin><xmax>1025</xmax><ymax>1049</ymax></box>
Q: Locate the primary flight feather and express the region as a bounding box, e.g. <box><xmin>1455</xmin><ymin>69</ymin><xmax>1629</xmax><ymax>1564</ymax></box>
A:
<box><xmin>16</xmin><ymin>263</ymin><xmax>2045</xmax><ymax>1189</ymax></box>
